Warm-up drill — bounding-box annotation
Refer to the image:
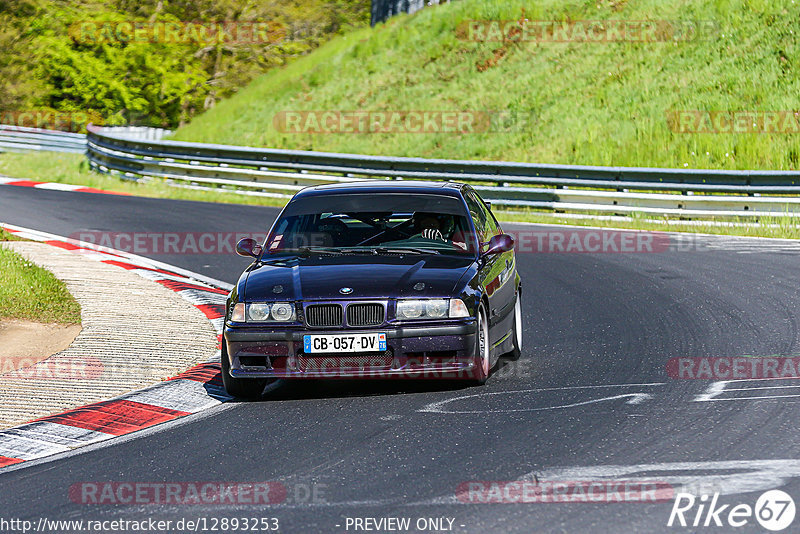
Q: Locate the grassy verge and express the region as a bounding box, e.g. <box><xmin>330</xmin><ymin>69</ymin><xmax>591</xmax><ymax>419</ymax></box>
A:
<box><xmin>0</xmin><ymin>152</ymin><xmax>287</xmax><ymax>208</ymax></box>
<box><xmin>0</xmin><ymin>245</ymin><xmax>81</xmax><ymax>324</ymax></box>
<box><xmin>0</xmin><ymin>228</ymin><xmax>26</xmax><ymax>241</ymax></box>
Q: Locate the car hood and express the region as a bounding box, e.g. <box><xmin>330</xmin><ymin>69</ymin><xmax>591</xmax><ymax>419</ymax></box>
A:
<box><xmin>243</xmin><ymin>254</ymin><xmax>474</xmax><ymax>301</ymax></box>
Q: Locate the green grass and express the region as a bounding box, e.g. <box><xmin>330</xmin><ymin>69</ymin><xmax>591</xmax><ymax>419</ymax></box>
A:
<box><xmin>171</xmin><ymin>0</ymin><xmax>800</xmax><ymax>170</ymax></box>
<box><xmin>0</xmin><ymin>152</ymin><xmax>287</xmax><ymax>208</ymax></box>
<box><xmin>0</xmin><ymin>245</ymin><xmax>81</xmax><ymax>324</ymax></box>
<box><xmin>0</xmin><ymin>228</ymin><xmax>26</xmax><ymax>241</ymax></box>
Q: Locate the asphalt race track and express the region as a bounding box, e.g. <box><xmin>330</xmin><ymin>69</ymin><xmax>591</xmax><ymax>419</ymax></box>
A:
<box><xmin>2</xmin><ymin>185</ymin><xmax>800</xmax><ymax>533</ymax></box>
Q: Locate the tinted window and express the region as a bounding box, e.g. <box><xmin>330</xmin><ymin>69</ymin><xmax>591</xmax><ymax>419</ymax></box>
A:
<box><xmin>282</xmin><ymin>193</ymin><xmax>466</xmax><ymax>216</ymax></box>
<box><xmin>484</xmin><ymin>203</ymin><xmax>500</xmax><ymax>236</ymax></box>
<box><xmin>268</xmin><ymin>193</ymin><xmax>475</xmax><ymax>255</ymax></box>
<box><xmin>464</xmin><ymin>190</ymin><xmax>489</xmax><ymax>241</ymax></box>
<box><xmin>466</xmin><ymin>189</ymin><xmax>501</xmax><ymax>240</ymax></box>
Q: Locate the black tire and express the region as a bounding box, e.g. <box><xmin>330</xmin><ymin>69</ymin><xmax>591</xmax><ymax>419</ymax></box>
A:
<box><xmin>221</xmin><ymin>340</ymin><xmax>269</xmax><ymax>399</ymax></box>
<box><xmin>506</xmin><ymin>290</ymin><xmax>522</xmax><ymax>361</ymax></box>
<box><xmin>470</xmin><ymin>303</ymin><xmax>490</xmax><ymax>385</ymax></box>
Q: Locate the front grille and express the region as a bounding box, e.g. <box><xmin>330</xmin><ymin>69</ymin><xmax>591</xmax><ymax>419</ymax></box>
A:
<box><xmin>305</xmin><ymin>304</ymin><xmax>343</xmax><ymax>327</ymax></box>
<box><xmin>347</xmin><ymin>303</ymin><xmax>384</xmax><ymax>327</ymax></box>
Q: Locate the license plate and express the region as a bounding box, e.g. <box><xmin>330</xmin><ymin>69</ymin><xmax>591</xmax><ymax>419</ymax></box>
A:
<box><xmin>303</xmin><ymin>333</ymin><xmax>387</xmax><ymax>353</ymax></box>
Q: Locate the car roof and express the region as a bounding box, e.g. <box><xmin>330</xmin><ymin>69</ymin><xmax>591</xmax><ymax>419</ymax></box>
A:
<box><xmin>295</xmin><ymin>180</ymin><xmax>466</xmax><ymax>198</ymax></box>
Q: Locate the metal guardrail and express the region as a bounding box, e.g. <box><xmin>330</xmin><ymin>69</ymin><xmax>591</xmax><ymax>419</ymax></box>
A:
<box><xmin>98</xmin><ymin>126</ymin><xmax>172</xmax><ymax>142</ymax></box>
<box><xmin>0</xmin><ymin>126</ymin><xmax>87</xmax><ymax>154</ymax></box>
<box><xmin>5</xmin><ymin>122</ymin><xmax>800</xmax><ymax>219</ymax></box>
<box><xmin>84</xmin><ymin>124</ymin><xmax>800</xmax><ymax>219</ymax></box>
<box><xmin>0</xmin><ymin>125</ymin><xmax>171</xmax><ymax>154</ymax></box>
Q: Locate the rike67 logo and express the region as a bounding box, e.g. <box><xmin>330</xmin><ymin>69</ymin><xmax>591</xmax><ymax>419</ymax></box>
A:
<box><xmin>668</xmin><ymin>490</ymin><xmax>796</xmax><ymax>531</ymax></box>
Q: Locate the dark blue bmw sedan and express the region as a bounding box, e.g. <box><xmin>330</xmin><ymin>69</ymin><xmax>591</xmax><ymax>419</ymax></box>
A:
<box><xmin>222</xmin><ymin>181</ymin><xmax>522</xmax><ymax>398</ymax></box>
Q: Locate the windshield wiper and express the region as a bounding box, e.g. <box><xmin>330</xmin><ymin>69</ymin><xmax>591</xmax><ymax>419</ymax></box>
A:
<box><xmin>335</xmin><ymin>247</ymin><xmax>380</xmax><ymax>254</ymax></box>
<box><xmin>374</xmin><ymin>247</ymin><xmax>440</xmax><ymax>255</ymax></box>
<box><xmin>275</xmin><ymin>246</ymin><xmax>440</xmax><ymax>256</ymax></box>
<box><xmin>286</xmin><ymin>246</ymin><xmax>345</xmax><ymax>256</ymax></box>
<box><xmin>328</xmin><ymin>247</ymin><xmax>434</xmax><ymax>255</ymax></box>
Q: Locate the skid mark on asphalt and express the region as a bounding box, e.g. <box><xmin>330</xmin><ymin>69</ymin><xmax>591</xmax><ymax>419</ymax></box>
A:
<box><xmin>418</xmin><ymin>383</ymin><xmax>666</xmax><ymax>414</ymax></box>
<box><xmin>127</xmin><ymin>459</ymin><xmax>800</xmax><ymax>510</ymax></box>
<box><xmin>417</xmin><ymin>459</ymin><xmax>800</xmax><ymax>505</ymax></box>
<box><xmin>423</xmin><ymin>377</ymin><xmax>800</xmax><ymax>415</ymax></box>
<box><xmin>695</xmin><ymin>378</ymin><xmax>800</xmax><ymax>402</ymax></box>
<box><xmin>698</xmin><ymin>236</ymin><xmax>800</xmax><ymax>255</ymax></box>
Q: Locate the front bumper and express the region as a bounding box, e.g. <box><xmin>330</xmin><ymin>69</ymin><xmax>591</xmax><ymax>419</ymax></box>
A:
<box><xmin>224</xmin><ymin>321</ymin><xmax>479</xmax><ymax>379</ymax></box>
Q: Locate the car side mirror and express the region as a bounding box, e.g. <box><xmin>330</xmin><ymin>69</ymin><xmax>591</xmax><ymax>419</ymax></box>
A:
<box><xmin>481</xmin><ymin>234</ymin><xmax>514</xmax><ymax>257</ymax></box>
<box><xmin>236</xmin><ymin>238</ymin><xmax>262</xmax><ymax>258</ymax></box>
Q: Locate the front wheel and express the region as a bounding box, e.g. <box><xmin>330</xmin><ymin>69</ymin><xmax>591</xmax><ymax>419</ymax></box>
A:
<box><xmin>470</xmin><ymin>303</ymin><xmax>491</xmax><ymax>385</ymax></box>
<box><xmin>221</xmin><ymin>341</ymin><xmax>269</xmax><ymax>399</ymax></box>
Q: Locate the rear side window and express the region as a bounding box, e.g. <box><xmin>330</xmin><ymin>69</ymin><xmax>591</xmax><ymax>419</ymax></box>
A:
<box><xmin>465</xmin><ymin>190</ymin><xmax>492</xmax><ymax>241</ymax></box>
<box><xmin>483</xmin><ymin>205</ymin><xmax>500</xmax><ymax>237</ymax></box>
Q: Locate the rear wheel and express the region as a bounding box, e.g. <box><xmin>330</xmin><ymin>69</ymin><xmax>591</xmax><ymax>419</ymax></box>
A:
<box><xmin>470</xmin><ymin>303</ymin><xmax>490</xmax><ymax>385</ymax></box>
<box><xmin>221</xmin><ymin>341</ymin><xmax>269</xmax><ymax>399</ymax></box>
<box><xmin>507</xmin><ymin>291</ymin><xmax>522</xmax><ymax>360</ymax></box>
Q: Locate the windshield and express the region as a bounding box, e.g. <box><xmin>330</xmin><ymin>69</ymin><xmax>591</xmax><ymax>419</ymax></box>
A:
<box><xmin>266</xmin><ymin>192</ymin><xmax>476</xmax><ymax>255</ymax></box>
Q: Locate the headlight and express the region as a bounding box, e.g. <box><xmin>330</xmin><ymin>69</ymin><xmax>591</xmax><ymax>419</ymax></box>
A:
<box><xmin>248</xmin><ymin>303</ymin><xmax>271</xmax><ymax>321</ymax></box>
<box><xmin>397</xmin><ymin>300</ymin><xmax>424</xmax><ymax>319</ymax></box>
<box><xmin>426</xmin><ymin>299</ymin><xmax>448</xmax><ymax>318</ymax></box>
<box><xmin>396</xmin><ymin>299</ymin><xmax>468</xmax><ymax>320</ymax></box>
<box><xmin>270</xmin><ymin>302</ymin><xmax>295</xmax><ymax>321</ymax></box>
<box><xmin>245</xmin><ymin>302</ymin><xmax>296</xmax><ymax>322</ymax></box>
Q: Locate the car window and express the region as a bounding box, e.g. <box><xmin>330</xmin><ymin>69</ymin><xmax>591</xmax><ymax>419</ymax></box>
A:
<box><xmin>267</xmin><ymin>193</ymin><xmax>476</xmax><ymax>255</ymax></box>
<box><xmin>467</xmin><ymin>189</ymin><xmax>501</xmax><ymax>239</ymax></box>
<box><xmin>484</xmin><ymin>204</ymin><xmax>499</xmax><ymax>236</ymax></box>
<box><xmin>464</xmin><ymin>190</ymin><xmax>488</xmax><ymax>242</ymax></box>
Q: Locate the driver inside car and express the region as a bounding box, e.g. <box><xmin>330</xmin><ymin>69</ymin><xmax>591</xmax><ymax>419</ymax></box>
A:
<box><xmin>412</xmin><ymin>212</ymin><xmax>469</xmax><ymax>251</ymax></box>
<box><xmin>414</xmin><ymin>212</ymin><xmax>446</xmax><ymax>241</ymax></box>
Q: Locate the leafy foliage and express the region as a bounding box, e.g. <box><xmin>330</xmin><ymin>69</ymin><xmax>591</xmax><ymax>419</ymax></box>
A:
<box><xmin>0</xmin><ymin>0</ymin><xmax>369</xmax><ymax>129</ymax></box>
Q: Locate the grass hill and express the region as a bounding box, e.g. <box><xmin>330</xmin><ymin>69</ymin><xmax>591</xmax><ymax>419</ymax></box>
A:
<box><xmin>171</xmin><ymin>0</ymin><xmax>800</xmax><ymax>170</ymax></box>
